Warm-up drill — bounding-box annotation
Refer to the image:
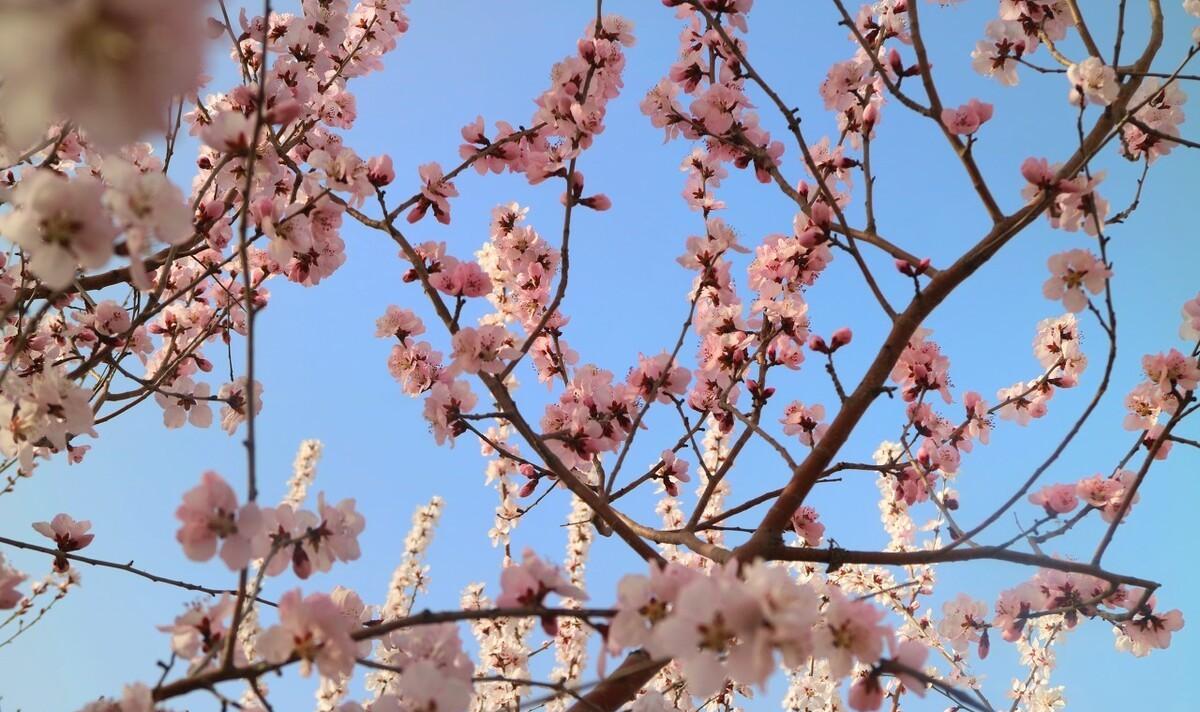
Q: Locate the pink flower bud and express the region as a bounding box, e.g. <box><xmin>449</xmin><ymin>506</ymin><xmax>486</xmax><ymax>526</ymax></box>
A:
<box><xmin>830</xmin><ymin>327</ymin><xmax>853</xmax><ymax>350</ymax></box>
<box><xmin>579</xmin><ymin>194</ymin><xmax>612</xmax><ymax>211</ymax></box>
<box><xmin>367</xmin><ymin>155</ymin><xmax>395</xmax><ymax>187</ymax></box>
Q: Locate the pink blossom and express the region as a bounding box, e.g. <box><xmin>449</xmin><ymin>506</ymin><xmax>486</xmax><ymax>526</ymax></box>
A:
<box><xmin>497</xmin><ymin>549</ymin><xmax>587</xmax><ymax>634</ymax></box>
<box><xmin>1144</xmin><ymin>424</ymin><xmax>1175</xmax><ymax>461</ymax></box>
<box><xmin>1123</xmin><ymin>381</ymin><xmax>1162</xmax><ymax>431</ymax></box>
<box><xmin>628</xmin><ymin>352</ymin><xmax>691</xmax><ymax>404</ymax></box>
<box><xmin>407</xmin><ymin>162</ymin><xmax>458</xmax><ymax>225</ymax></box>
<box><xmin>1122</xmin><ymin>79</ymin><xmax>1189</xmax><ymax>163</ymax></box>
<box><xmin>1076</xmin><ymin>470</ymin><xmax>1140</xmax><ymax>523</ymax></box>
<box><xmin>941</xmin><ymin>99</ymin><xmax>995</xmax><ymax>135</ymax></box>
<box><xmin>1142</xmin><ymin>348</ymin><xmax>1200</xmax><ymax>396</ymax></box>
<box><xmin>831</xmin><ymin>326</ymin><xmax>853</xmax><ymax>349</ymax></box>
<box><xmin>156</xmin><ymin>595</ymin><xmax>235</xmax><ymax>663</ymax></box>
<box><xmin>155</xmin><ymin>377</ymin><xmax>214</xmax><ymax>429</ymax></box>
<box><xmin>101</xmin><ymin>157</ymin><xmax>192</xmax><ymax>288</ymax></box>
<box><xmin>367</xmin><ymin>155</ymin><xmax>395</xmax><ymax>187</ymax></box>
<box><xmin>1052</xmin><ymin>172</ymin><xmax>1110</xmax><ymax>235</ymax></box>
<box><xmin>938</xmin><ymin>593</ymin><xmax>988</xmax><ymax>652</ymax></box>
<box><xmin>388</xmin><ymin>341</ymin><xmax>444</xmax><ymax>396</ymax></box>
<box><xmin>32</xmin><ymin>513</ymin><xmax>94</xmax><ymax>571</ymax></box>
<box><xmin>217</xmin><ymin>378</ymin><xmax>263</xmax><ymax>434</ymax></box>
<box><xmin>200</xmin><ymin>110</ymin><xmax>256</xmax><ymax>153</ymax></box>
<box><xmin>742</xmin><ymin>561</ymin><xmax>820</xmax><ymax>672</ymax></box>
<box><xmin>889</xmin><ymin>330</ymin><xmax>953</xmax><ymax>403</ymax></box>
<box><xmin>1067</xmin><ymin>57</ymin><xmax>1120</xmax><ymax>107</ymax></box>
<box><xmin>1180</xmin><ymin>292</ymin><xmax>1200</xmax><ymax>342</ymax></box>
<box><xmin>781</xmin><ymin>401</ymin><xmax>827</xmax><ymax>446</ymax></box>
<box><xmin>963</xmin><ymin>391</ymin><xmax>992</xmax><ymax>447</ymax></box>
<box><xmin>90</xmin><ymin>301</ymin><xmax>132</xmax><ymax>338</ymax></box>
<box><xmin>174</xmin><ymin>471</ymin><xmax>266</xmax><ymax>570</ymax></box>
<box><xmin>609</xmin><ymin>562</ymin><xmax>697</xmax><ymax>651</ymax></box>
<box><xmin>310</xmin><ymin>493</ymin><xmax>365</xmax><ymax>571</ymax></box>
<box><xmin>258</xmin><ymin>589</ymin><xmax>357</xmax><ymax>679</ymax></box>
<box><xmin>656</xmin><ymin>450</ymin><xmax>690</xmax><ymax>497</ymax></box>
<box><xmin>994</xmin><ymin>583</ymin><xmax>1039</xmax><ymax>641</ymax></box>
<box><xmin>971</xmin><ymin>20</ymin><xmax>1029</xmax><ymax>86</ymax></box>
<box><xmin>1115</xmin><ymin>602</ymin><xmax>1184</xmax><ymax>657</ymax></box>
<box><xmin>813</xmin><ymin>589</ymin><xmax>891</xmax><ymax>678</ymax></box>
<box><xmin>450</xmin><ymin>325</ymin><xmax>518</xmax><ymax>375</ymax></box>
<box><xmin>0</xmin><ymin>553</ymin><xmax>26</xmax><ymax>609</ymax></box>
<box><xmin>790</xmin><ymin>505</ymin><xmax>825</xmax><ymax>546</ymax></box>
<box><xmin>375</xmin><ymin>306</ymin><xmax>425</xmax><ymax>342</ymax></box>
<box><xmin>1043</xmin><ymin>249</ymin><xmax>1110</xmax><ymax>313</ymax></box>
<box><xmin>997</xmin><ymin>380</ymin><xmax>1051</xmax><ymax>425</ymax></box>
<box><xmin>1033</xmin><ymin>314</ymin><xmax>1087</xmax><ymax>380</ymax></box>
<box><xmin>429</xmin><ymin>257</ymin><xmax>492</xmax><ymax>298</ymax></box>
<box><xmin>1028</xmin><ymin>483</ymin><xmax>1080</xmax><ymax>516</ymax></box>
<box><xmin>422</xmin><ymin>380</ymin><xmax>476</xmax><ymax>446</ymax></box>
<box><xmin>0</xmin><ymin>170</ymin><xmax>117</xmax><ymax>290</ymax></box>
<box><xmin>645</xmin><ymin>564</ymin><xmax>766</xmax><ymax>696</ymax></box>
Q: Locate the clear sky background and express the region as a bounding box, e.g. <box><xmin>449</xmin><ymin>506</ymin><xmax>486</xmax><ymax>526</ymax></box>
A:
<box><xmin>2</xmin><ymin>1</ymin><xmax>1198</xmax><ymax>710</ymax></box>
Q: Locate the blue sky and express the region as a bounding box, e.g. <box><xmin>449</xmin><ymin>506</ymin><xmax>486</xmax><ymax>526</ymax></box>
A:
<box><xmin>2</xmin><ymin>1</ymin><xmax>1198</xmax><ymax>710</ymax></box>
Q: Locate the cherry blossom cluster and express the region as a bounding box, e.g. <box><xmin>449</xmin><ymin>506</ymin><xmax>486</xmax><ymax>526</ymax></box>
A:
<box><xmin>175</xmin><ymin>470</ymin><xmax>363</xmax><ymax>574</ymax></box>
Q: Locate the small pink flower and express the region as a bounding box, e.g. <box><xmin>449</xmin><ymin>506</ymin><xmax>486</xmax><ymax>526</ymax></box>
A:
<box><xmin>1115</xmin><ymin>601</ymin><xmax>1184</xmax><ymax>657</ymax></box>
<box><xmin>156</xmin><ymin>595</ymin><xmax>236</xmax><ymax>664</ymax></box>
<box><xmin>497</xmin><ymin>549</ymin><xmax>587</xmax><ymax>633</ymax></box>
<box><xmin>174</xmin><ymin>471</ymin><xmax>267</xmax><ymax>570</ymax></box>
<box><xmin>940</xmin><ymin>98</ymin><xmax>995</xmax><ymax>135</ymax></box>
<box><xmin>994</xmin><ymin>583</ymin><xmax>1039</xmax><ymax>642</ymax></box>
<box><xmin>609</xmin><ymin>562</ymin><xmax>697</xmax><ymax>653</ymax></box>
<box><xmin>217</xmin><ymin>378</ymin><xmax>263</xmax><ymax>434</ymax></box>
<box><xmin>814</xmin><ymin>590</ymin><xmax>891</xmax><ymax>678</ymax></box>
<box><xmin>1043</xmin><ymin>249</ymin><xmax>1110</xmax><ymax>313</ymax></box>
<box><xmin>155</xmin><ymin>377</ymin><xmax>214</xmax><ymax>430</ymax></box>
<box><xmin>997</xmin><ymin>380</ymin><xmax>1051</xmax><ymax>425</ymax></box>
<box><xmin>781</xmin><ymin>401</ymin><xmax>827</xmax><ymax>446</ymax></box>
<box><xmin>628</xmin><ymin>352</ymin><xmax>691</xmax><ymax>404</ymax></box>
<box><xmin>422</xmin><ymin>380</ymin><xmax>477</xmax><ymax>446</ymax></box>
<box><xmin>32</xmin><ymin>513</ymin><xmax>94</xmax><ymax>571</ymax></box>
<box><xmin>0</xmin><ymin>553</ymin><xmax>26</xmax><ymax>609</ymax></box>
<box><xmin>790</xmin><ymin>505</ymin><xmax>825</xmax><ymax>546</ymax></box>
<box><xmin>429</xmin><ymin>257</ymin><xmax>492</xmax><ymax>298</ymax></box>
<box><xmin>367</xmin><ymin>155</ymin><xmax>395</xmax><ymax>187</ymax></box>
<box><xmin>200</xmin><ymin>110</ymin><xmax>255</xmax><ymax>153</ymax></box>
<box><xmin>90</xmin><ymin>301</ymin><xmax>132</xmax><ymax>337</ymax></box>
<box><xmin>1029</xmin><ymin>483</ymin><xmax>1080</xmax><ymax>516</ymax></box>
<box><xmin>1067</xmin><ymin>57</ymin><xmax>1119</xmax><ymax>107</ymax></box>
<box><xmin>657</xmin><ymin>450</ymin><xmax>690</xmax><ymax>497</ymax></box>
<box><xmin>938</xmin><ymin>593</ymin><xmax>987</xmax><ymax>652</ymax></box>
<box><xmin>450</xmin><ymin>325</ymin><xmax>519</xmax><ymax>375</ymax></box>
<box><xmin>1179</xmin><ymin>292</ymin><xmax>1200</xmax><ymax>341</ymax></box>
<box><xmin>0</xmin><ymin>170</ymin><xmax>117</xmax><ymax>290</ymax></box>
<box><xmin>1142</xmin><ymin>348</ymin><xmax>1200</xmax><ymax>396</ymax></box>
<box><xmin>375</xmin><ymin>306</ymin><xmax>425</xmax><ymax>342</ymax></box>
<box><xmin>258</xmin><ymin>589</ymin><xmax>357</xmax><ymax>679</ymax></box>
<box><xmin>407</xmin><ymin>162</ymin><xmax>458</xmax><ymax>225</ymax></box>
